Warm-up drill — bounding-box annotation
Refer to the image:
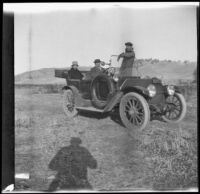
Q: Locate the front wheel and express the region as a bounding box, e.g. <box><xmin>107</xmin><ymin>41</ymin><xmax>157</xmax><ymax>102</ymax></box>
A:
<box><xmin>63</xmin><ymin>89</ymin><xmax>77</xmax><ymax>117</ymax></box>
<box><xmin>119</xmin><ymin>92</ymin><xmax>150</xmax><ymax>133</ymax></box>
<box><xmin>162</xmin><ymin>93</ymin><xmax>187</xmax><ymax>123</ymax></box>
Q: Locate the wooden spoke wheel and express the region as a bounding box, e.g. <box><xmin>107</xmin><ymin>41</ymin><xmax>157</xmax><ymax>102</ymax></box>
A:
<box><xmin>119</xmin><ymin>92</ymin><xmax>150</xmax><ymax>133</ymax></box>
<box><xmin>63</xmin><ymin>89</ymin><xmax>77</xmax><ymax>117</ymax></box>
<box><xmin>162</xmin><ymin>93</ymin><xmax>186</xmax><ymax>123</ymax></box>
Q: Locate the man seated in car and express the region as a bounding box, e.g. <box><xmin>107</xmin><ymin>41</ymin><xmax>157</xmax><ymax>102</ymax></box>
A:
<box><xmin>117</xmin><ymin>42</ymin><xmax>136</xmax><ymax>77</ymax></box>
<box><xmin>90</xmin><ymin>59</ymin><xmax>104</xmax><ymax>79</ymax></box>
<box><xmin>68</xmin><ymin>61</ymin><xmax>83</xmax><ymax>80</ymax></box>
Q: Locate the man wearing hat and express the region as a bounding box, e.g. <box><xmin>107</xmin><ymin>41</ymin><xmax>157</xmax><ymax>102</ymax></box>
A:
<box><xmin>68</xmin><ymin>61</ymin><xmax>83</xmax><ymax>80</ymax></box>
<box><xmin>90</xmin><ymin>59</ymin><xmax>104</xmax><ymax>79</ymax></box>
<box><xmin>117</xmin><ymin>42</ymin><xmax>136</xmax><ymax>77</ymax></box>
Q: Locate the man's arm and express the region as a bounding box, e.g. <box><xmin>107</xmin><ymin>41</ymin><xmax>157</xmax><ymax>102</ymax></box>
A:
<box><xmin>77</xmin><ymin>70</ymin><xmax>84</xmax><ymax>79</ymax></box>
<box><xmin>85</xmin><ymin>149</ymin><xmax>97</xmax><ymax>169</ymax></box>
<box><xmin>117</xmin><ymin>53</ymin><xmax>125</xmax><ymax>61</ymax></box>
<box><xmin>48</xmin><ymin>149</ymin><xmax>63</xmax><ymax>171</ymax></box>
<box><xmin>80</xmin><ymin>72</ymin><xmax>84</xmax><ymax>79</ymax></box>
<box><xmin>67</xmin><ymin>70</ymin><xmax>72</xmax><ymax>79</ymax></box>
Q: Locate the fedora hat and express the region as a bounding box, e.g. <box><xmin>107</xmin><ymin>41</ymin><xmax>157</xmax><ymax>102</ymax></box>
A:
<box><xmin>94</xmin><ymin>59</ymin><xmax>101</xmax><ymax>63</ymax></box>
<box><xmin>125</xmin><ymin>42</ymin><xmax>133</xmax><ymax>46</ymax></box>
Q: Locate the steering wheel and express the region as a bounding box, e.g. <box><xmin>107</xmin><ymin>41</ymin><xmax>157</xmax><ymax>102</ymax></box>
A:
<box><xmin>103</xmin><ymin>67</ymin><xmax>116</xmax><ymax>77</ymax></box>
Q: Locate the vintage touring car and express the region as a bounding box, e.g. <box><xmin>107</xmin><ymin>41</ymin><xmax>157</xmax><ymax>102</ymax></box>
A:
<box><xmin>55</xmin><ymin>55</ymin><xmax>187</xmax><ymax>132</ymax></box>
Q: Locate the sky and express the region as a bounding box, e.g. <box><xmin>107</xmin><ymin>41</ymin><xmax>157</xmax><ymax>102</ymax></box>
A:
<box><xmin>6</xmin><ymin>3</ymin><xmax>198</xmax><ymax>75</ymax></box>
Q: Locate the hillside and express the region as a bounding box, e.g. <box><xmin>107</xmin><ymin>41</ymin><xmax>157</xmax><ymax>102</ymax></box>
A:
<box><xmin>138</xmin><ymin>61</ymin><xmax>197</xmax><ymax>83</ymax></box>
<box><xmin>15</xmin><ymin>60</ymin><xmax>196</xmax><ymax>85</ymax></box>
<box><xmin>15</xmin><ymin>67</ymin><xmax>90</xmax><ymax>84</ymax></box>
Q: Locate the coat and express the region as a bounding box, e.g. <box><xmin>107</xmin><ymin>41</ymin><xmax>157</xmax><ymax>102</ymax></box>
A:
<box><xmin>68</xmin><ymin>68</ymin><xmax>83</xmax><ymax>80</ymax></box>
<box><xmin>118</xmin><ymin>49</ymin><xmax>136</xmax><ymax>76</ymax></box>
<box><xmin>90</xmin><ymin>66</ymin><xmax>103</xmax><ymax>79</ymax></box>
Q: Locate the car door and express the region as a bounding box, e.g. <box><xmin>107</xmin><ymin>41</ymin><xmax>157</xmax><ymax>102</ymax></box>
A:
<box><xmin>79</xmin><ymin>80</ymin><xmax>92</xmax><ymax>99</ymax></box>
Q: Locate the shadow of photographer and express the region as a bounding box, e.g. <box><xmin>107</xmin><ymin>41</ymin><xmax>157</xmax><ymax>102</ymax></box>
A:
<box><xmin>48</xmin><ymin>137</ymin><xmax>97</xmax><ymax>191</ymax></box>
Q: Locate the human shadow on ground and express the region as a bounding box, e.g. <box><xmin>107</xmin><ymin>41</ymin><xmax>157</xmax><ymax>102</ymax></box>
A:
<box><xmin>48</xmin><ymin>137</ymin><xmax>97</xmax><ymax>191</ymax></box>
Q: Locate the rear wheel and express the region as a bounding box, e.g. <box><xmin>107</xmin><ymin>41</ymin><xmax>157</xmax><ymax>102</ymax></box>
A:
<box><xmin>63</xmin><ymin>89</ymin><xmax>77</xmax><ymax>117</ymax></box>
<box><xmin>162</xmin><ymin>93</ymin><xmax>187</xmax><ymax>123</ymax></box>
<box><xmin>119</xmin><ymin>92</ymin><xmax>150</xmax><ymax>133</ymax></box>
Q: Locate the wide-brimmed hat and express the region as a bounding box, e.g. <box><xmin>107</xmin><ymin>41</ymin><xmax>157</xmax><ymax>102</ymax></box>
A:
<box><xmin>72</xmin><ymin>61</ymin><xmax>78</xmax><ymax>66</ymax></box>
<box><xmin>94</xmin><ymin>59</ymin><xmax>101</xmax><ymax>64</ymax></box>
<box><xmin>125</xmin><ymin>42</ymin><xmax>133</xmax><ymax>46</ymax></box>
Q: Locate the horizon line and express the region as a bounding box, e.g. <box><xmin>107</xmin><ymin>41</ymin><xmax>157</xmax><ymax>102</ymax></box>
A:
<box><xmin>15</xmin><ymin>58</ymin><xmax>197</xmax><ymax>76</ymax></box>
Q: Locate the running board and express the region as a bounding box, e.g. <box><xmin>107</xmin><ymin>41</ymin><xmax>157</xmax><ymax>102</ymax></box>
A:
<box><xmin>76</xmin><ymin>106</ymin><xmax>104</xmax><ymax>113</ymax></box>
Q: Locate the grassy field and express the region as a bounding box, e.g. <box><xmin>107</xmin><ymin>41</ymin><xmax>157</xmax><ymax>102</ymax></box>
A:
<box><xmin>15</xmin><ymin>87</ymin><xmax>197</xmax><ymax>191</ymax></box>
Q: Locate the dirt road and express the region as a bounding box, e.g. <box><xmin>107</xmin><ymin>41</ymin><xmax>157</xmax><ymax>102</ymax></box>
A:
<box><xmin>15</xmin><ymin>88</ymin><xmax>197</xmax><ymax>191</ymax></box>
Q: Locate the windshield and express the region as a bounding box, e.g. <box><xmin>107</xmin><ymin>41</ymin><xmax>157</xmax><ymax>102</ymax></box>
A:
<box><xmin>110</xmin><ymin>55</ymin><xmax>122</xmax><ymax>68</ymax></box>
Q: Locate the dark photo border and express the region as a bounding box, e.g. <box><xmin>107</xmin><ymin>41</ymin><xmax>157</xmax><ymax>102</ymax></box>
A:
<box><xmin>1</xmin><ymin>2</ymin><xmax>199</xmax><ymax>192</ymax></box>
<box><xmin>2</xmin><ymin>12</ymin><xmax>15</xmax><ymax>190</ymax></box>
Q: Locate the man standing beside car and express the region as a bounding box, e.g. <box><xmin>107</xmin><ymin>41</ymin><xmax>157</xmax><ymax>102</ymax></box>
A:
<box><xmin>117</xmin><ymin>42</ymin><xmax>136</xmax><ymax>77</ymax></box>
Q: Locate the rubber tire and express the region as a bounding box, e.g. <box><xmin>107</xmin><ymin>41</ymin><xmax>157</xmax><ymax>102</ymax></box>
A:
<box><xmin>91</xmin><ymin>74</ymin><xmax>115</xmax><ymax>109</ymax></box>
<box><xmin>63</xmin><ymin>89</ymin><xmax>77</xmax><ymax>117</ymax></box>
<box><xmin>119</xmin><ymin>92</ymin><xmax>150</xmax><ymax>133</ymax></box>
<box><xmin>162</xmin><ymin>93</ymin><xmax>187</xmax><ymax>123</ymax></box>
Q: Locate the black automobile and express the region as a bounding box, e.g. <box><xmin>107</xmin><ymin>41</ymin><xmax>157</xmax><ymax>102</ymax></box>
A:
<box><xmin>55</xmin><ymin>55</ymin><xmax>187</xmax><ymax>132</ymax></box>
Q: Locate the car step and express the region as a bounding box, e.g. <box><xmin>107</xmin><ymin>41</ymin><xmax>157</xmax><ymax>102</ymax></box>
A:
<box><xmin>76</xmin><ymin>106</ymin><xmax>104</xmax><ymax>112</ymax></box>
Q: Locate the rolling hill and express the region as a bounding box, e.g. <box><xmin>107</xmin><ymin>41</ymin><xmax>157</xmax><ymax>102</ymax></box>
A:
<box><xmin>15</xmin><ymin>60</ymin><xmax>197</xmax><ymax>85</ymax></box>
<box><xmin>138</xmin><ymin>61</ymin><xmax>197</xmax><ymax>82</ymax></box>
<box><xmin>15</xmin><ymin>66</ymin><xmax>91</xmax><ymax>85</ymax></box>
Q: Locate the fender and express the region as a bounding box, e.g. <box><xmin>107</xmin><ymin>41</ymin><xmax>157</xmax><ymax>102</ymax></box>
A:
<box><xmin>174</xmin><ymin>86</ymin><xmax>181</xmax><ymax>93</ymax></box>
<box><xmin>122</xmin><ymin>86</ymin><xmax>150</xmax><ymax>97</ymax></box>
<box><xmin>103</xmin><ymin>91</ymin><xmax>123</xmax><ymax>112</ymax></box>
<box><xmin>62</xmin><ymin>85</ymin><xmax>84</xmax><ymax>107</ymax></box>
<box><xmin>62</xmin><ymin>85</ymin><xmax>72</xmax><ymax>91</ymax></box>
<box><xmin>163</xmin><ymin>85</ymin><xmax>181</xmax><ymax>94</ymax></box>
<box><xmin>119</xmin><ymin>79</ymin><xmax>150</xmax><ymax>97</ymax></box>
<box><xmin>103</xmin><ymin>86</ymin><xmax>150</xmax><ymax>112</ymax></box>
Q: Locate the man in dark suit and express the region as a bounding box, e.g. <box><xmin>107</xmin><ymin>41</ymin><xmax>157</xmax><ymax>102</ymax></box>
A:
<box><xmin>68</xmin><ymin>61</ymin><xmax>83</xmax><ymax>80</ymax></box>
<box><xmin>90</xmin><ymin>59</ymin><xmax>104</xmax><ymax>79</ymax></box>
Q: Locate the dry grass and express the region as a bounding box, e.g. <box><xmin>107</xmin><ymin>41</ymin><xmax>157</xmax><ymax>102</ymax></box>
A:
<box><xmin>15</xmin><ymin>84</ymin><xmax>65</xmax><ymax>94</ymax></box>
<box><xmin>15</xmin><ymin>83</ymin><xmax>197</xmax><ymax>101</ymax></box>
<box><xmin>15</xmin><ymin>87</ymin><xmax>197</xmax><ymax>191</ymax></box>
<box><xmin>138</xmin><ymin>124</ymin><xmax>197</xmax><ymax>190</ymax></box>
